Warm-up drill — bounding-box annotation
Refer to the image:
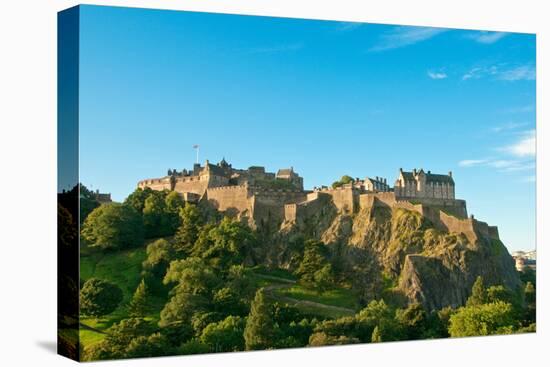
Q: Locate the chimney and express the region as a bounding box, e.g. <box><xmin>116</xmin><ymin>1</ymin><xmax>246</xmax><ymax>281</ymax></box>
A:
<box><xmin>449</xmin><ymin>171</ymin><xmax>453</xmax><ymax>177</ymax></box>
<box><xmin>413</xmin><ymin>169</ymin><xmax>417</xmax><ymax>175</ymax></box>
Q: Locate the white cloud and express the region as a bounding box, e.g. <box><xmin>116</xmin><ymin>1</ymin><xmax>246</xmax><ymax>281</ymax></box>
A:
<box><xmin>459</xmin><ymin>130</ymin><xmax>536</xmax><ymax>183</ymax></box>
<box><xmin>427</xmin><ymin>71</ymin><xmax>447</xmax><ymax>79</ymax></box>
<box><xmin>467</xmin><ymin>31</ymin><xmax>508</xmax><ymax>44</ymax></box>
<box><xmin>462</xmin><ymin>64</ymin><xmax>536</xmax><ymax>81</ymax></box>
<box><xmin>491</xmin><ymin>122</ymin><xmax>528</xmax><ymax>133</ymax></box>
<box><xmin>458</xmin><ymin>159</ymin><xmax>489</xmax><ymax>167</ymax></box>
<box><xmin>369</xmin><ymin>26</ymin><xmax>447</xmax><ymax>52</ymax></box>
<box><xmin>497</xmin><ymin>65</ymin><xmax>536</xmax><ymax>81</ymax></box>
<box><xmin>503</xmin><ymin>130</ymin><xmax>536</xmax><ymax>157</ymax></box>
<box><xmin>501</xmin><ymin>105</ymin><xmax>535</xmax><ymax>114</ymax></box>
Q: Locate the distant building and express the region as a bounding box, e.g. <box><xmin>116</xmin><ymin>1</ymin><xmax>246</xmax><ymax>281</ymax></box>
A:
<box><xmin>394</xmin><ymin>168</ymin><xmax>455</xmax><ymax>200</ymax></box>
<box><xmin>512</xmin><ymin>250</ymin><xmax>536</xmax><ymax>272</ymax></box>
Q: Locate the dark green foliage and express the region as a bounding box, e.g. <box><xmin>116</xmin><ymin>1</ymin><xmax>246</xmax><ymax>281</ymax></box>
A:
<box><xmin>178</xmin><ymin>339</ymin><xmax>210</xmax><ymax>355</ymax></box>
<box><xmin>519</xmin><ymin>267</ymin><xmax>536</xmax><ymax>287</ymax></box>
<box><xmin>84</xmin><ymin>318</ymin><xmax>155</xmax><ymax>360</ymax></box>
<box><xmin>143</xmin><ymin>192</ymin><xmax>170</xmax><ymax>238</ymax></box>
<box><xmin>79</xmin><ymin>183</ymin><xmax>100</xmax><ymax>223</ymax></box>
<box><xmin>142</xmin><ymin>238</ymin><xmax>175</xmax><ymax>280</ymax></box>
<box><xmin>309</xmin><ymin>332</ymin><xmax>360</xmax><ymax>346</ymax></box>
<box><xmin>164</xmin><ymin>191</ymin><xmax>185</xmax><ymax>233</ymax></box>
<box><xmin>466</xmin><ymin>276</ymin><xmax>487</xmax><ymax>307</ymax></box>
<box><xmin>295</xmin><ymin>240</ymin><xmax>334</xmax><ymax>293</ymax></box>
<box><xmin>395</xmin><ymin>303</ymin><xmax>433</xmax><ymax>340</ymax></box>
<box><xmin>128</xmin><ymin>279</ymin><xmax>153</xmax><ymax>317</ymax></box>
<box><xmin>159</xmin><ymin>290</ymin><xmax>208</xmax><ymax>328</ymax></box>
<box><xmin>174</xmin><ymin>203</ymin><xmax>204</xmax><ymax>254</ymax></box>
<box><xmin>79</xmin><ymin>278</ymin><xmax>123</xmax><ymax>317</ymax></box>
<box><xmin>125</xmin><ymin>333</ymin><xmax>170</xmax><ymax>358</ymax></box>
<box><xmin>81</xmin><ymin>203</ymin><xmax>144</xmax><ymax>250</ymax></box>
<box><xmin>200</xmin><ymin>316</ymin><xmax>246</xmax><ymax>352</ymax></box>
<box><xmin>124</xmin><ymin>187</ymin><xmax>154</xmax><ymax>214</ymax></box>
<box><xmin>524</xmin><ymin>282</ymin><xmax>536</xmax><ymax>324</ymax></box>
<box><xmin>244</xmin><ymin>289</ymin><xmax>275</xmax><ymax>350</ymax></box>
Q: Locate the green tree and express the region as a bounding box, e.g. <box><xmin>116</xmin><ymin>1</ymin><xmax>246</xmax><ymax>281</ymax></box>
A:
<box><xmin>128</xmin><ymin>279</ymin><xmax>153</xmax><ymax>317</ymax></box>
<box><xmin>124</xmin><ymin>187</ymin><xmax>154</xmax><ymax>213</ymax></box>
<box><xmin>174</xmin><ymin>203</ymin><xmax>204</xmax><ymax>254</ymax></box>
<box><xmin>524</xmin><ymin>282</ymin><xmax>536</xmax><ymax>324</ymax></box>
<box><xmin>309</xmin><ymin>332</ymin><xmax>359</xmax><ymax>346</ymax></box>
<box><xmin>331</xmin><ymin>175</ymin><xmax>355</xmax><ymax>189</ymax></box>
<box><xmin>244</xmin><ymin>288</ymin><xmax>274</xmax><ymax>350</ymax></box>
<box><xmin>312</xmin><ymin>263</ymin><xmax>334</xmax><ymax>294</ymax></box>
<box><xmin>142</xmin><ymin>238</ymin><xmax>175</xmax><ymax>279</ymax></box>
<box><xmin>295</xmin><ymin>240</ymin><xmax>331</xmax><ymax>288</ymax></box>
<box><xmin>80</xmin><ymin>278</ymin><xmax>123</xmax><ymax>317</ymax></box>
<box><xmin>77</xmin><ymin>184</ymin><xmax>101</xmax><ymax>224</ymax></box>
<box><xmin>159</xmin><ymin>290</ymin><xmax>207</xmax><ymax>328</ymax></box>
<box><xmin>81</xmin><ymin>203</ymin><xmax>143</xmax><ymax>250</ymax></box>
<box><xmin>356</xmin><ymin>299</ymin><xmax>401</xmax><ymax>342</ymax></box>
<box><xmin>395</xmin><ymin>303</ymin><xmax>430</xmax><ymax>340</ymax></box>
<box><xmin>466</xmin><ymin>276</ymin><xmax>487</xmax><ymax>307</ymax></box>
<box><xmin>200</xmin><ymin>316</ymin><xmax>246</xmax><ymax>352</ymax></box>
<box><xmin>192</xmin><ymin>217</ymin><xmax>257</xmax><ymax>269</ymax></box>
<box><xmin>143</xmin><ymin>192</ymin><xmax>169</xmax><ymax>238</ymax></box>
<box><xmin>371</xmin><ymin>326</ymin><xmax>382</xmax><ymax>343</ymax></box>
<box><xmin>448</xmin><ymin>301</ymin><xmax>516</xmax><ymax>337</ymax></box>
<box><xmin>125</xmin><ymin>333</ymin><xmax>170</xmax><ymax>358</ymax></box>
<box><xmin>164</xmin><ymin>191</ymin><xmax>185</xmax><ymax>233</ymax></box>
<box><xmin>163</xmin><ymin>257</ymin><xmax>219</xmax><ymax>295</ymax></box>
<box><xmin>178</xmin><ymin>339</ymin><xmax>210</xmax><ymax>355</ymax></box>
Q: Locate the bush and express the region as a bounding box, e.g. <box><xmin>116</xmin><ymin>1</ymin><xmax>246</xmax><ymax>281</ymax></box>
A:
<box><xmin>448</xmin><ymin>301</ymin><xmax>516</xmax><ymax>337</ymax></box>
<box><xmin>80</xmin><ymin>278</ymin><xmax>123</xmax><ymax>317</ymax></box>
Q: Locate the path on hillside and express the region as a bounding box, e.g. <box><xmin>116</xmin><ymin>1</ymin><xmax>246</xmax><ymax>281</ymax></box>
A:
<box><xmin>256</xmin><ymin>274</ymin><xmax>355</xmax><ymax>316</ymax></box>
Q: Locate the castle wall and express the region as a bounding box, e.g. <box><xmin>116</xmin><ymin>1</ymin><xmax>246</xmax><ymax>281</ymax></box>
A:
<box><xmin>285</xmin><ymin>192</ymin><xmax>331</xmax><ymax>223</ymax></box>
<box><xmin>138</xmin><ymin>178</ymin><xmax>171</xmax><ymax>192</ymax></box>
<box><xmin>206</xmin><ymin>185</ymin><xmax>252</xmax><ymax>216</ymax></box>
<box><xmin>252</xmin><ymin>188</ymin><xmax>307</xmax><ymax>226</ymax></box>
<box><xmin>318</xmin><ymin>187</ymin><xmax>358</xmax><ymax>213</ymax></box>
<box><xmin>173</xmin><ymin>176</ymin><xmax>210</xmax><ymax>196</ymax></box>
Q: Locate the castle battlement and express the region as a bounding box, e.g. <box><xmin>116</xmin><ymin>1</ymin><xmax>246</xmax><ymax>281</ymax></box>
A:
<box><xmin>138</xmin><ymin>162</ymin><xmax>473</xmax><ymax>235</ymax></box>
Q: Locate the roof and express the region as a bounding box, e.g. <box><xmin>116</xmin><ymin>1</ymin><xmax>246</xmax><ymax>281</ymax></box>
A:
<box><xmin>426</xmin><ymin>173</ymin><xmax>454</xmax><ymax>184</ymax></box>
<box><xmin>400</xmin><ymin>170</ymin><xmax>454</xmax><ymax>184</ymax></box>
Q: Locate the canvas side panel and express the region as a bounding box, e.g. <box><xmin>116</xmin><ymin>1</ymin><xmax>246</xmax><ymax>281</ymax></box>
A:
<box><xmin>57</xmin><ymin>6</ymin><xmax>80</xmax><ymax>362</ymax></box>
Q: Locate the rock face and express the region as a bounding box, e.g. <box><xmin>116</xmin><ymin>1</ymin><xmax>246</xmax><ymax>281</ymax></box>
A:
<box><xmin>276</xmin><ymin>199</ymin><xmax>521</xmax><ymax>311</ymax></box>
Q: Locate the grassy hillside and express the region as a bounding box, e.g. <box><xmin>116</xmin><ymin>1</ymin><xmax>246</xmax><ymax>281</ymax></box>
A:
<box><xmin>78</xmin><ymin>243</ymin><xmax>360</xmax><ymax>349</ymax></box>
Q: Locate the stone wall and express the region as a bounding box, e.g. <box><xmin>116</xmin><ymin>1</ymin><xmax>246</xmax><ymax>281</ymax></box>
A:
<box><xmin>173</xmin><ymin>176</ymin><xmax>210</xmax><ymax>196</ymax></box>
<box><xmin>205</xmin><ymin>185</ymin><xmax>252</xmax><ymax>216</ymax></box>
<box><xmin>252</xmin><ymin>188</ymin><xmax>308</xmax><ymax>226</ymax></box>
<box><xmin>318</xmin><ymin>186</ymin><xmax>359</xmax><ymax>213</ymax></box>
<box><xmin>137</xmin><ymin>178</ymin><xmax>171</xmax><ymax>191</ymax></box>
<box><xmin>284</xmin><ymin>192</ymin><xmax>331</xmax><ymax>223</ymax></box>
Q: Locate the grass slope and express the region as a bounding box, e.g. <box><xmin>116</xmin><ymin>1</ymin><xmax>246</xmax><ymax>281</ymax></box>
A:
<box><xmin>78</xmin><ymin>243</ymin><xmax>361</xmax><ymax>349</ymax></box>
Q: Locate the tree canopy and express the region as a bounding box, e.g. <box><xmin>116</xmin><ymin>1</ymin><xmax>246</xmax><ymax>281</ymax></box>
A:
<box><xmin>81</xmin><ymin>203</ymin><xmax>143</xmax><ymax>250</ymax></box>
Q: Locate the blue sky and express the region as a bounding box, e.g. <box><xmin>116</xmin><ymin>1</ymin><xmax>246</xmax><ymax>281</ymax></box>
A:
<box><xmin>76</xmin><ymin>5</ymin><xmax>536</xmax><ymax>251</ymax></box>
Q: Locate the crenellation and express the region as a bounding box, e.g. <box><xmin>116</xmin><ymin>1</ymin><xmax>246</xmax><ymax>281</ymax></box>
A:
<box><xmin>138</xmin><ymin>162</ymin><xmax>485</xmax><ymax>240</ymax></box>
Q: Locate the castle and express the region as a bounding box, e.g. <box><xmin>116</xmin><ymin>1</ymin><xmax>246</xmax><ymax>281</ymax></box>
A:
<box><xmin>138</xmin><ymin>159</ymin><xmax>498</xmax><ymax>243</ymax></box>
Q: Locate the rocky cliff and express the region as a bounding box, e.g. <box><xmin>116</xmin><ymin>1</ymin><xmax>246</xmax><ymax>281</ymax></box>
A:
<box><xmin>273</xmin><ymin>200</ymin><xmax>521</xmax><ymax>311</ymax></box>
